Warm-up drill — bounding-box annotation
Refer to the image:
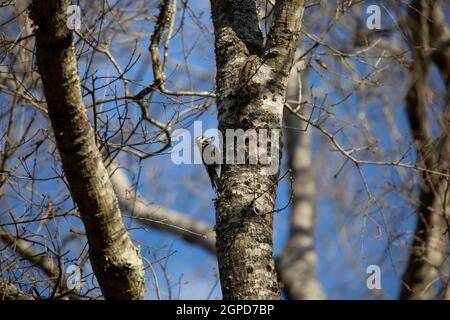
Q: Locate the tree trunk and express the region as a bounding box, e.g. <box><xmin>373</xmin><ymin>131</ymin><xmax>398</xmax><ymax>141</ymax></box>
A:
<box><xmin>401</xmin><ymin>0</ymin><xmax>450</xmax><ymax>300</ymax></box>
<box><xmin>279</xmin><ymin>55</ymin><xmax>325</xmax><ymax>299</ymax></box>
<box><xmin>29</xmin><ymin>0</ymin><xmax>145</xmax><ymax>300</ymax></box>
<box><xmin>210</xmin><ymin>0</ymin><xmax>305</xmax><ymax>299</ymax></box>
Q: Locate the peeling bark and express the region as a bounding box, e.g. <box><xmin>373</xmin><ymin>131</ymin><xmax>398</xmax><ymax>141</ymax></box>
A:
<box><xmin>29</xmin><ymin>0</ymin><xmax>145</xmax><ymax>300</ymax></box>
<box><xmin>210</xmin><ymin>0</ymin><xmax>305</xmax><ymax>299</ymax></box>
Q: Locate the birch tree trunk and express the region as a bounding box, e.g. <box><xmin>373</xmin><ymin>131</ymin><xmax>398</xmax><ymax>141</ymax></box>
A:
<box><xmin>29</xmin><ymin>0</ymin><xmax>145</xmax><ymax>299</ymax></box>
<box><xmin>210</xmin><ymin>0</ymin><xmax>305</xmax><ymax>299</ymax></box>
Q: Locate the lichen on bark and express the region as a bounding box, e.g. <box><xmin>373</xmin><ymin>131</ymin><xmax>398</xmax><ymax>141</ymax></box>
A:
<box><xmin>210</xmin><ymin>0</ymin><xmax>305</xmax><ymax>299</ymax></box>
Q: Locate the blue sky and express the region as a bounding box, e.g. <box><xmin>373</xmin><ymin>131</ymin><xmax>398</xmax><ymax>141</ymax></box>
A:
<box><xmin>112</xmin><ymin>1</ymin><xmax>414</xmax><ymax>299</ymax></box>
<box><xmin>2</xmin><ymin>0</ymin><xmax>449</xmax><ymax>300</ymax></box>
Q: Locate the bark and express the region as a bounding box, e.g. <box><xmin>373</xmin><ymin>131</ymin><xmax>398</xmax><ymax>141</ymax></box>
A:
<box><xmin>429</xmin><ymin>4</ymin><xmax>450</xmax><ymax>298</ymax></box>
<box><xmin>401</xmin><ymin>0</ymin><xmax>450</xmax><ymax>300</ymax></box>
<box><xmin>29</xmin><ymin>0</ymin><xmax>145</xmax><ymax>299</ymax></box>
<box><xmin>279</xmin><ymin>56</ymin><xmax>325</xmax><ymax>299</ymax></box>
<box><xmin>210</xmin><ymin>0</ymin><xmax>305</xmax><ymax>299</ymax></box>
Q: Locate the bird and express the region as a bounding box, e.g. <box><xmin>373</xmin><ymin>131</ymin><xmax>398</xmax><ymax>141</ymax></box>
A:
<box><xmin>195</xmin><ymin>136</ymin><xmax>221</xmax><ymax>193</ymax></box>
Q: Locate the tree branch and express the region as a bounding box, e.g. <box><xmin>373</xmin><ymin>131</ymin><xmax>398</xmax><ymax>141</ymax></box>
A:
<box><xmin>108</xmin><ymin>160</ymin><xmax>216</xmax><ymax>255</ymax></box>
<box><xmin>0</xmin><ymin>278</ymin><xmax>34</xmax><ymax>300</ymax></box>
<box><xmin>29</xmin><ymin>0</ymin><xmax>145</xmax><ymax>300</ymax></box>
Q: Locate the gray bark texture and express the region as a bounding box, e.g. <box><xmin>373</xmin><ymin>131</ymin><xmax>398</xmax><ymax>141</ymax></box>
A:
<box><xmin>210</xmin><ymin>0</ymin><xmax>305</xmax><ymax>299</ymax></box>
<box><xmin>29</xmin><ymin>0</ymin><xmax>145</xmax><ymax>299</ymax></box>
<box><xmin>401</xmin><ymin>0</ymin><xmax>450</xmax><ymax>300</ymax></box>
<box><xmin>279</xmin><ymin>57</ymin><xmax>325</xmax><ymax>299</ymax></box>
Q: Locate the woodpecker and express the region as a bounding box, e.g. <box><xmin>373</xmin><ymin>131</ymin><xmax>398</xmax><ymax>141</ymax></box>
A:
<box><xmin>196</xmin><ymin>136</ymin><xmax>221</xmax><ymax>193</ymax></box>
